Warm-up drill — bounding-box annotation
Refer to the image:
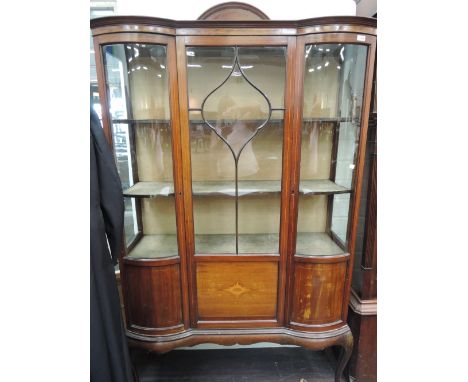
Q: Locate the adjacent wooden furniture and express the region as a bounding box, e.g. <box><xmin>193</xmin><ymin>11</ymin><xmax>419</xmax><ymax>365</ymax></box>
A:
<box><xmin>347</xmin><ymin>65</ymin><xmax>377</xmax><ymax>380</ymax></box>
<box><xmin>91</xmin><ymin>6</ymin><xmax>376</xmax><ymax>381</ymax></box>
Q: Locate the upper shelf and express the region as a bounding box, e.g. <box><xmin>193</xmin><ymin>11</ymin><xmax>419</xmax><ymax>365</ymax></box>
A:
<box><xmin>111</xmin><ymin>118</ymin><xmax>350</xmax><ymax>125</ymax></box>
<box><xmin>301</xmin><ymin>180</ymin><xmax>350</xmax><ymax>195</ymax></box>
<box><xmin>303</xmin><ymin>117</ymin><xmax>349</xmax><ymax>123</ymax></box>
<box><xmin>112</xmin><ymin>119</ymin><xmax>170</xmax><ymax>125</ymax></box>
<box><xmin>123</xmin><ymin>179</ymin><xmax>350</xmax><ymax>198</ymax></box>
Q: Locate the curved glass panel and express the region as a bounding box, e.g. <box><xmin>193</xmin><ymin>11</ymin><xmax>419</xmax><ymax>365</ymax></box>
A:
<box><xmin>188</xmin><ymin>46</ymin><xmax>286</xmax><ymax>254</ymax></box>
<box><xmin>297</xmin><ymin>43</ymin><xmax>368</xmax><ymax>256</ymax></box>
<box><xmin>103</xmin><ymin>43</ymin><xmax>178</xmax><ymax>258</ymax></box>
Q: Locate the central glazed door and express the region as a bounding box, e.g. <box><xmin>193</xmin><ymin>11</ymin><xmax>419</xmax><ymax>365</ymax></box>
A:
<box><xmin>176</xmin><ymin>36</ymin><xmax>297</xmax><ymax>328</ymax></box>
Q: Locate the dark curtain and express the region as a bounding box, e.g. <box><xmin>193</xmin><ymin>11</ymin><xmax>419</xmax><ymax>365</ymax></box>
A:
<box><xmin>90</xmin><ymin>109</ymin><xmax>133</xmax><ymax>382</ymax></box>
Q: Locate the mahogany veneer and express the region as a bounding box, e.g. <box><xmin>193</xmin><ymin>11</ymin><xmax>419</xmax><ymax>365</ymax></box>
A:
<box><xmin>291</xmin><ymin>261</ymin><xmax>347</xmax><ymax>326</ymax></box>
<box><xmin>196</xmin><ymin>262</ymin><xmax>278</xmax><ymax>320</ymax></box>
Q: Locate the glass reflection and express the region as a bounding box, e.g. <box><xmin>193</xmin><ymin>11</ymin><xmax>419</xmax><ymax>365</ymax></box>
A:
<box><xmin>187</xmin><ymin>47</ymin><xmax>236</xmax><ymax>109</ymax></box>
<box><xmin>111</xmin><ymin>121</ymin><xmax>138</xmax><ymax>245</ymax></box>
<box><xmin>104</xmin><ymin>44</ymin><xmax>169</xmax><ymax>121</ymax></box>
<box><xmin>297</xmin><ymin>43</ymin><xmax>368</xmax><ymax>256</ymax></box>
<box><xmin>188</xmin><ymin>46</ymin><xmax>286</xmax><ymax>254</ymax></box>
<box><xmin>202</xmin><ymin>61</ymin><xmax>270</xmax><ymax>158</ymax></box>
<box><xmin>237</xmin><ymin>47</ymin><xmax>286</xmax><ymax>107</ymax></box>
<box><xmin>103</xmin><ymin>43</ymin><xmax>178</xmax><ymax>258</ymax></box>
<box><xmin>134</xmin><ymin>122</ymin><xmax>173</xmax><ymax>182</ymax></box>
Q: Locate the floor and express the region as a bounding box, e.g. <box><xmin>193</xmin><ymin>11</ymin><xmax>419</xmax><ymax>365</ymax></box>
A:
<box><xmin>132</xmin><ymin>347</ymin><xmax>346</xmax><ymax>382</ymax></box>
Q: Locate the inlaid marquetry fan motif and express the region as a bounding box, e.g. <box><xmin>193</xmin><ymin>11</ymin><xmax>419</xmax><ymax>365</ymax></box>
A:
<box><xmin>223</xmin><ymin>282</ymin><xmax>249</xmax><ymax>297</ymax></box>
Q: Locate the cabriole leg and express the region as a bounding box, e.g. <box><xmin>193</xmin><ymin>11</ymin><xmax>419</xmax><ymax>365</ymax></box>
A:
<box><xmin>335</xmin><ymin>331</ymin><xmax>353</xmax><ymax>382</ymax></box>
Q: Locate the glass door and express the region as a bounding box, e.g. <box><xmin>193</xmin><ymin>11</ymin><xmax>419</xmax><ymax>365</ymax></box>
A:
<box><xmin>297</xmin><ymin>41</ymin><xmax>369</xmax><ymax>256</ymax></box>
<box><xmin>102</xmin><ymin>41</ymin><xmax>179</xmax><ymax>259</ymax></box>
<box><xmin>185</xmin><ymin>45</ymin><xmax>287</xmax><ymax>255</ymax></box>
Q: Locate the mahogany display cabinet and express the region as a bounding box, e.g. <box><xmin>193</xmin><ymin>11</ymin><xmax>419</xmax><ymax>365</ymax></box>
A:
<box><xmin>91</xmin><ymin>6</ymin><xmax>376</xmax><ymax>381</ymax></box>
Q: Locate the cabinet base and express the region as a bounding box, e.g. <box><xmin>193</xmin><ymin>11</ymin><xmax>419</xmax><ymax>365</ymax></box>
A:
<box><xmin>127</xmin><ymin>325</ymin><xmax>353</xmax><ymax>382</ymax></box>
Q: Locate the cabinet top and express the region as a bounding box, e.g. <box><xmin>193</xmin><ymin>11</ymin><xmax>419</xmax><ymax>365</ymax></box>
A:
<box><xmin>90</xmin><ymin>15</ymin><xmax>376</xmax><ymax>37</ymax></box>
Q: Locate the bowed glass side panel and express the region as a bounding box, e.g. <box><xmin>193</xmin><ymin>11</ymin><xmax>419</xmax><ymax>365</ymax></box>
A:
<box><xmin>297</xmin><ymin>43</ymin><xmax>368</xmax><ymax>256</ymax></box>
<box><xmin>187</xmin><ymin>46</ymin><xmax>286</xmax><ymax>254</ymax></box>
<box><xmin>103</xmin><ymin>43</ymin><xmax>178</xmax><ymax>258</ymax></box>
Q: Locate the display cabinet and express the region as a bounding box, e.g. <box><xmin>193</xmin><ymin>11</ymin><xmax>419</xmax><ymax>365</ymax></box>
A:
<box><xmin>91</xmin><ymin>5</ymin><xmax>376</xmax><ymax>381</ymax></box>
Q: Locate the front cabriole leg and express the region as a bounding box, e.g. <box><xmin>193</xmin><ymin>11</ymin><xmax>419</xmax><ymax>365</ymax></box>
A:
<box><xmin>335</xmin><ymin>330</ymin><xmax>353</xmax><ymax>382</ymax></box>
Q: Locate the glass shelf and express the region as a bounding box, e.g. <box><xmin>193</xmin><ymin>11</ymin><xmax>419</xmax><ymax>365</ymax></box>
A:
<box><xmin>123</xmin><ymin>179</ymin><xmax>350</xmax><ymax>198</ymax></box>
<box><xmin>124</xmin><ymin>182</ymin><xmax>174</xmax><ymax>197</ymax></box>
<box><xmin>192</xmin><ymin>180</ymin><xmax>281</xmax><ymax>197</ymax></box>
<box><xmin>113</xmin><ymin>118</ymin><xmax>348</xmax><ymax>125</ymax></box>
<box><xmin>302</xmin><ymin>117</ymin><xmax>348</xmax><ymax>123</ymax></box>
<box><xmin>300</xmin><ymin>180</ymin><xmax>350</xmax><ymax>195</ymax></box>
<box><xmin>195</xmin><ymin>233</ymin><xmax>279</xmax><ymax>254</ymax></box>
<box><xmin>126</xmin><ymin>233</ymin><xmax>281</xmax><ymax>258</ymax></box>
<box><xmin>295</xmin><ymin>232</ymin><xmax>345</xmax><ymax>257</ymax></box>
<box><xmin>112</xmin><ymin>119</ymin><xmax>171</xmax><ymax>125</ymax></box>
<box><xmin>124</xmin><ymin>232</ymin><xmax>345</xmax><ymax>259</ymax></box>
<box><xmin>126</xmin><ymin>234</ymin><xmax>178</xmax><ymax>259</ymax></box>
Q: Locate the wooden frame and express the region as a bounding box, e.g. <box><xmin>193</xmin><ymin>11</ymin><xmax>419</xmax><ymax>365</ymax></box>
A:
<box><xmin>176</xmin><ymin>34</ymin><xmax>295</xmax><ymax>329</ymax></box>
<box><xmin>94</xmin><ymin>33</ymin><xmax>191</xmax><ymax>329</ymax></box>
<box><xmin>91</xmin><ymin>14</ymin><xmax>376</xmax><ymax>382</ymax></box>
<box><xmin>197</xmin><ymin>2</ymin><xmax>270</xmax><ymax>21</ymax></box>
<box><xmin>287</xmin><ymin>32</ymin><xmax>377</xmax><ymax>328</ymax></box>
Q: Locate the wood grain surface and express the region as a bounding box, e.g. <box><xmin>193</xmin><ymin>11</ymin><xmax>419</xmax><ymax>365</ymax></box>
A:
<box><xmin>196</xmin><ymin>262</ymin><xmax>278</xmax><ymax>319</ymax></box>
<box><xmin>290</xmin><ymin>261</ymin><xmax>347</xmax><ymax>325</ymax></box>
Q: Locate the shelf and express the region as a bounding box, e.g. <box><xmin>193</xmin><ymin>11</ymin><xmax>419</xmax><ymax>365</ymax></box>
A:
<box><xmin>189</xmin><ymin>119</ymin><xmax>284</xmax><ymax>124</ymax></box>
<box><xmin>126</xmin><ymin>234</ymin><xmax>179</xmax><ymax>259</ymax></box>
<box><xmin>111</xmin><ymin>117</ymin><xmax>352</xmax><ymax>127</ymax></box>
<box><xmin>195</xmin><ymin>233</ymin><xmax>279</xmax><ymax>254</ymax></box>
<box><xmin>194</xmin><ymin>232</ymin><xmax>345</xmax><ymax>256</ymax></box>
<box><xmin>295</xmin><ymin>232</ymin><xmax>345</xmax><ymax>256</ymax></box>
<box><xmin>124</xmin><ymin>182</ymin><xmax>174</xmax><ymax>197</ymax></box>
<box><xmin>123</xmin><ymin>180</ymin><xmax>349</xmax><ymax>198</ymax></box>
<box><xmin>193</xmin><ymin>180</ymin><xmax>281</xmax><ymax>197</ymax></box>
<box><xmin>302</xmin><ymin>117</ymin><xmax>347</xmax><ymax>123</ymax></box>
<box><xmin>125</xmin><ymin>233</ymin><xmax>279</xmax><ymax>258</ymax></box>
<box><xmin>300</xmin><ymin>180</ymin><xmax>350</xmax><ymax>195</ymax></box>
<box><xmin>112</xmin><ymin>119</ymin><xmax>170</xmax><ymax>125</ymax></box>
<box><xmin>125</xmin><ymin>232</ymin><xmax>345</xmax><ymax>258</ymax></box>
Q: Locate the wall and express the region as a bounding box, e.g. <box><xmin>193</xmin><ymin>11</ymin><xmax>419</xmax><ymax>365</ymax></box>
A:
<box><xmin>355</xmin><ymin>0</ymin><xmax>377</xmax><ymax>17</ymax></box>
<box><xmin>114</xmin><ymin>0</ymin><xmax>356</xmax><ymax>20</ymax></box>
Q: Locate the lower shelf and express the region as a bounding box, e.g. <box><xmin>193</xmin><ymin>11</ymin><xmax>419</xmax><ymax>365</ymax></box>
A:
<box><xmin>123</xmin><ymin>179</ymin><xmax>350</xmax><ymax>198</ymax></box>
<box><xmin>125</xmin><ymin>232</ymin><xmax>345</xmax><ymax>259</ymax></box>
<box><xmin>295</xmin><ymin>232</ymin><xmax>345</xmax><ymax>256</ymax></box>
<box><xmin>126</xmin><ymin>235</ymin><xmax>178</xmax><ymax>259</ymax></box>
<box><xmin>195</xmin><ymin>233</ymin><xmax>279</xmax><ymax>254</ymax></box>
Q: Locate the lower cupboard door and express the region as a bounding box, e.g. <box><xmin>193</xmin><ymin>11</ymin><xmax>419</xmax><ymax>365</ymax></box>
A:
<box><xmin>290</xmin><ymin>261</ymin><xmax>347</xmax><ymax>326</ymax></box>
<box><xmin>196</xmin><ymin>261</ymin><xmax>278</xmax><ymax>321</ymax></box>
<box><xmin>124</xmin><ymin>263</ymin><xmax>184</xmax><ymax>334</ymax></box>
